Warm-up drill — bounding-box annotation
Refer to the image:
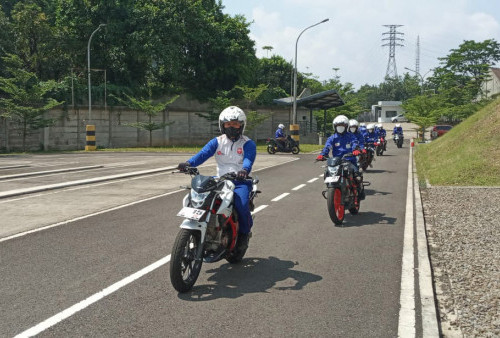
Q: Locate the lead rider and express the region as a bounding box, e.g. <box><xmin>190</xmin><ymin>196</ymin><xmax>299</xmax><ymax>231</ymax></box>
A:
<box><xmin>177</xmin><ymin>106</ymin><xmax>257</xmax><ymax>254</ymax></box>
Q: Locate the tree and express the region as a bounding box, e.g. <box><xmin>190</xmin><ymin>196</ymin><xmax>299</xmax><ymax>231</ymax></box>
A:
<box><xmin>262</xmin><ymin>45</ymin><xmax>273</xmax><ymax>57</ymax></box>
<box><xmin>401</xmin><ymin>94</ymin><xmax>440</xmax><ymax>141</ymax></box>
<box><xmin>0</xmin><ymin>54</ymin><xmax>63</xmax><ymax>151</ymax></box>
<box><xmin>431</xmin><ymin>39</ymin><xmax>500</xmax><ymax>97</ymax></box>
<box><xmin>113</xmin><ymin>94</ymin><xmax>178</xmax><ymax>147</ymax></box>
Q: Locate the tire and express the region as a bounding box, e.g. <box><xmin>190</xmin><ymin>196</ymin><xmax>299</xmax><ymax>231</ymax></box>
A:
<box><xmin>376</xmin><ymin>146</ymin><xmax>382</xmax><ymax>156</ymax></box>
<box><xmin>226</xmin><ymin>244</ymin><xmax>247</xmax><ymax>264</ymax></box>
<box><xmin>348</xmin><ymin>185</ymin><xmax>360</xmax><ymax>215</ymax></box>
<box><xmin>397</xmin><ymin>139</ymin><xmax>403</xmax><ymax>148</ymax></box>
<box><xmin>170</xmin><ymin>229</ymin><xmax>202</xmax><ymax>293</ymax></box>
<box><xmin>267</xmin><ymin>145</ymin><xmax>276</xmax><ymax>154</ymax></box>
<box><xmin>393</xmin><ymin>119</ymin><xmax>398</xmax><ymax>123</ymax></box>
<box><xmin>327</xmin><ymin>187</ymin><xmax>344</xmax><ymax>225</ymax></box>
<box><xmin>291</xmin><ymin>146</ymin><xmax>300</xmax><ymax>154</ymax></box>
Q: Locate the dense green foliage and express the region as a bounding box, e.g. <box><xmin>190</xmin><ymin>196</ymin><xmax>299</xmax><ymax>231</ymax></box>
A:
<box><xmin>1</xmin><ymin>0</ymin><xmax>499</xmax><ymax>145</ymax></box>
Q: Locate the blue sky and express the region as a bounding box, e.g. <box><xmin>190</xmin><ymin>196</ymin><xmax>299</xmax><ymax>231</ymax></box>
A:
<box><xmin>221</xmin><ymin>0</ymin><xmax>500</xmax><ymax>89</ymax></box>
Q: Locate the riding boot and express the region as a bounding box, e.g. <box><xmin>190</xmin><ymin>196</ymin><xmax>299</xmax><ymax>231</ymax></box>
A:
<box><xmin>236</xmin><ymin>232</ymin><xmax>251</xmax><ymax>253</ymax></box>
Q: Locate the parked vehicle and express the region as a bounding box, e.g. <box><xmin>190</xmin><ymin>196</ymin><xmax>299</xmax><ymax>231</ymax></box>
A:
<box><xmin>393</xmin><ymin>133</ymin><xmax>404</xmax><ymax>148</ymax></box>
<box><xmin>431</xmin><ymin>125</ymin><xmax>453</xmax><ymax>139</ymax></box>
<box><xmin>391</xmin><ymin>114</ymin><xmax>408</xmax><ymax>123</ymax></box>
<box><xmin>170</xmin><ymin>167</ymin><xmax>260</xmax><ymax>293</ymax></box>
<box><xmin>266</xmin><ymin>135</ymin><xmax>300</xmax><ymax>154</ymax></box>
<box><xmin>319</xmin><ymin>153</ymin><xmax>369</xmax><ymax>226</ymax></box>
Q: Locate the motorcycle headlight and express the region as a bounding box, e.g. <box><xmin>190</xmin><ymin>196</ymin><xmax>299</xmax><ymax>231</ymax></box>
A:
<box><xmin>190</xmin><ymin>190</ymin><xmax>210</xmax><ymax>208</ymax></box>
<box><xmin>328</xmin><ymin>165</ymin><xmax>340</xmax><ymax>176</ymax></box>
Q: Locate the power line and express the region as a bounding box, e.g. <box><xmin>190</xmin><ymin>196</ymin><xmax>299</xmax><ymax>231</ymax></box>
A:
<box><xmin>382</xmin><ymin>25</ymin><xmax>404</xmax><ymax>79</ymax></box>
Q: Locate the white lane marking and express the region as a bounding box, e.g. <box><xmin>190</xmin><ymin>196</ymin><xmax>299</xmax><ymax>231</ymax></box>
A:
<box><xmin>292</xmin><ymin>184</ymin><xmax>306</xmax><ymax>191</ymax></box>
<box><xmin>398</xmin><ymin>146</ymin><xmax>415</xmax><ymax>337</ymax></box>
<box><xmin>271</xmin><ymin>193</ymin><xmax>289</xmax><ymax>202</ymax></box>
<box><xmin>14</xmin><ymin>255</ymin><xmax>171</xmax><ymax>338</ymax></box>
<box><xmin>307</xmin><ymin>178</ymin><xmax>319</xmax><ymax>183</ymax></box>
<box><xmin>318</xmin><ymin>174</ymin><xmax>323</xmax><ymax>177</ymax></box>
<box><xmin>251</xmin><ymin>205</ymin><xmax>268</xmax><ymax>214</ymax></box>
<box><xmin>0</xmin><ymin>189</ymin><xmax>184</xmax><ymax>243</ymax></box>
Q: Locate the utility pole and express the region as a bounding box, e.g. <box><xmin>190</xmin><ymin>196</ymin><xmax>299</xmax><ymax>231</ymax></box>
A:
<box><xmin>382</xmin><ymin>25</ymin><xmax>404</xmax><ymax>79</ymax></box>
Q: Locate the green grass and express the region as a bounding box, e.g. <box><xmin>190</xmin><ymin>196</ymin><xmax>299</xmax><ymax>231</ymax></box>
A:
<box><xmin>414</xmin><ymin>97</ymin><xmax>500</xmax><ymax>186</ymax></box>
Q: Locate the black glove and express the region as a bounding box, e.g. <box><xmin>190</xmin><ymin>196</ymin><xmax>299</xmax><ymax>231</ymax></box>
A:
<box><xmin>236</xmin><ymin>169</ymin><xmax>248</xmax><ymax>180</ymax></box>
<box><xmin>178</xmin><ymin>162</ymin><xmax>190</xmax><ymax>172</ymax></box>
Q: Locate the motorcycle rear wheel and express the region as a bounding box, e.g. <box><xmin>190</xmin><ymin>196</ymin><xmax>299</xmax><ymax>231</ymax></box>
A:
<box><xmin>267</xmin><ymin>145</ymin><xmax>276</xmax><ymax>154</ymax></box>
<box><xmin>291</xmin><ymin>146</ymin><xmax>300</xmax><ymax>154</ymax></box>
<box><xmin>327</xmin><ymin>187</ymin><xmax>344</xmax><ymax>225</ymax></box>
<box><xmin>170</xmin><ymin>229</ymin><xmax>202</xmax><ymax>293</ymax></box>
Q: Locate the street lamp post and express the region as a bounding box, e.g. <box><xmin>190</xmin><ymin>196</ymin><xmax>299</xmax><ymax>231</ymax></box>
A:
<box><xmin>405</xmin><ymin>67</ymin><xmax>432</xmax><ymax>94</ymax></box>
<box><xmin>292</xmin><ymin>18</ymin><xmax>329</xmax><ymax>127</ymax></box>
<box><xmin>87</xmin><ymin>24</ymin><xmax>106</xmax><ymax>123</ymax></box>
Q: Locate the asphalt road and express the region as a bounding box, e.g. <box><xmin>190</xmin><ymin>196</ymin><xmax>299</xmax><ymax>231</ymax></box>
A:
<box><xmin>1</xmin><ymin>146</ymin><xmax>412</xmax><ymax>337</ymax></box>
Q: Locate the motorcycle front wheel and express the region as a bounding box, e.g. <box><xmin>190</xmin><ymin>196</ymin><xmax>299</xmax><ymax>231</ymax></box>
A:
<box><xmin>267</xmin><ymin>145</ymin><xmax>276</xmax><ymax>154</ymax></box>
<box><xmin>327</xmin><ymin>187</ymin><xmax>345</xmax><ymax>225</ymax></box>
<box><xmin>291</xmin><ymin>146</ymin><xmax>300</xmax><ymax>154</ymax></box>
<box><xmin>170</xmin><ymin>229</ymin><xmax>202</xmax><ymax>293</ymax></box>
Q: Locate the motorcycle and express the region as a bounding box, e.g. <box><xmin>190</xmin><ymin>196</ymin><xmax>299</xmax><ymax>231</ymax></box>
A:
<box><xmin>319</xmin><ymin>153</ymin><xmax>370</xmax><ymax>226</ymax></box>
<box><xmin>359</xmin><ymin>143</ymin><xmax>375</xmax><ymax>171</ymax></box>
<box><xmin>266</xmin><ymin>135</ymin><xmax>300</xmax><ymax>154</ymax></box>
<box><xmin>170</xmin><ymin>167</ymin><xmax>260</xmax><ymax>293</ymax></box>
<box><xmin>375</xmin><ymin>137</ymin><xmax>385</xmax><ymax>156</ymax></box>
<box><xmin>393</xmin><ymin>134</ymin><xmax>404</xmax><ymax>148</ymax></box>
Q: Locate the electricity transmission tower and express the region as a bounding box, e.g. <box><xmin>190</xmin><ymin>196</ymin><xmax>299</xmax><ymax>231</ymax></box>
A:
<box><xmin>415</xmin><ymin>35</ymin><xmax>420</xmax><ymax>75</ymax></box>
<box><xmin>382</xmin><ymin>25</ymin><xmax>404</xmax><ymax>79</ymax></box>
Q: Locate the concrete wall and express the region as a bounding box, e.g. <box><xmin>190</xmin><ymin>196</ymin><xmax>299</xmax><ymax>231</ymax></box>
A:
<box><xmin>0</xmin><ymin>98</ymin><xmax>319</xmax><ymax>151</ymax></box>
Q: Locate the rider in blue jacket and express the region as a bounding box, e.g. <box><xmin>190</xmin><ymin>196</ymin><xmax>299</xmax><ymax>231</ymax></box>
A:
<box><xmin>177</xmin><ymin>106</ymin><xmax>257</xmax><ymax>254</ymax></box>
<box><xmin>317</xmin><ymin>115</ymin><xmax>364</xmax><ymax>199</ymax></box>
<box><xmin>393</xmin><ymin>124</ymin><xmax>403</xmax><ymax>136</ymax></box>
<box><xmin>376</xmin><ymin>123</ymin><xmax>387</xmax><ymax>150</ymax></box>
<box><xmin>364</xmin><ymin>123</ymin><xmax>378</xmax><ymax>144</ymax></box>
<box><xmin>275</xmin><ymin>123</ymin><xmax>286</xmax><ymax>150</ymax></box>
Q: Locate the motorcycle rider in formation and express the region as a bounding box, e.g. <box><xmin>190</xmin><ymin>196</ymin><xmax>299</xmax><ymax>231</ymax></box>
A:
<box><xmin>348</xmin><ymin>119</ymin><xmax>367</xmax><ymax>172</ymax></box>
<box><xmin>316</xmin><ymin>115</ymin><xmax>365</xmax><ymax>199</ymax></box>
<box><xmin>376</xmin><ymin>123</ymin><xmax>387</xmax><ymax>151</ymax></box>
<box><xmin>359</xmin><ymin>122</ymin><xmax>368</xmax><ymax>137</ymax></box>
<box><xmin>177</xmin><ymin>106</ymin><xmax>257</xmax><ymax>254</ymax></box>
<box><xmin>275</xmin><ymin>123</ymin><xmax>287</xmax><ymax>151</ymax></box>
<box><xmin>364</xmin><ymin>123</ymin><xmax>379</xmax><ymax>144</ymax></box>
<box><xmin>393</xmin><ymin>123</ymin><xmax>404</xmax><ymax>140</ymax></box>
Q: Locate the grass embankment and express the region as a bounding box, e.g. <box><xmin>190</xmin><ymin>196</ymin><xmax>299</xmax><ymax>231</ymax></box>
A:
<box><xmin>415</xmin><ymin>97</ymin><xmax>500</xmax><ymax>186</ymax></box>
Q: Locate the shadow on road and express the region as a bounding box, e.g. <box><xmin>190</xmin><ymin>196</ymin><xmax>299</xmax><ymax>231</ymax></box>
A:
<box><xmin>364</xmin><ymin>189</ymin><xmax>392</xmax><ymax>196</ymax></box>
<box><xmin>177</xmin><ymin>256</ymin><xmax>322</xmax><ymax>301</ymax></box>
<box><xmin>364</xmin><ymin>169</ymin><xmax>395</xmax><ymax>174</ymax></box>
<box><xmin>342</xmin><ymin>211</ymin><xmax>397</xmax><ymax>227</ymax></box>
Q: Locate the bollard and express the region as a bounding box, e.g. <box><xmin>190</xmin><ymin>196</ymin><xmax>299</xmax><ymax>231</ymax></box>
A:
<box><xmin>290</xmin><ymin>124</ymin><xmax>300</xmax><ymax>143</ymax></box>
<box><xmin>85</xmin><ymin>125</ymin><xmax>96</xmax><ymax>151</ymax></box>
<box><xmin>411</xmin><ymin>138</ymin><xmax>415</xmax><ymax>147</ymax></box>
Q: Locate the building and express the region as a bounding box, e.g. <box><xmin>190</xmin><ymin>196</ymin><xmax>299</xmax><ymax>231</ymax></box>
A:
<box><xmin>479</xmin><ymin>67</ymin><xmax>500</xmax><ymax>99</ymax></box>
<box><xmin>370</xmin><ymin>101</ymin><xmax>404</xmax><ymax>122</ymax></box>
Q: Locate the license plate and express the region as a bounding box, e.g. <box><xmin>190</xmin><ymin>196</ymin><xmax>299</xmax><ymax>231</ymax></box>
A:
<box><xmin>324</xmin><ymin>176</ymin><xmax>340</xmax><ymax>183</ymax></box>
<box><xmin>177</xmin><ymin>207</ymin><xmax>206</xmax><ymax>220</ymax></box>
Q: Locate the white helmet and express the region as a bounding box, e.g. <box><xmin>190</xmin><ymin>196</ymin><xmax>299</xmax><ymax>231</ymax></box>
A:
<box><xmin>376</xmin><ymin>123</ymin><xmax>383</xmax><ymax>129</ymax></box>
<box><xmin>219</xmin><ymin>106</ymin><xmax>246</xmax><ymax>140</ymax></box>
<box><xmin>367</xmin><ymin>123</ymin><xmax>375</xmax><ymax>132</ymax></box>
<box><xmin>348</xmin><ymin>119</ymin><xmax>359</xmax><ymax>133</ymax></box>
<box><xmin>333</xmin><ymin>115</ymin><xmax>349</xmax><ymax>134</ymax></box>
<box><xmin>395</xmin><ymin>123</ymin><xmax>401</xmax><ymax>128</ymax></box>
<box><xmin>359</xmin><ymin>123</ymin><xmax>366</xmax><ymax>127</ymax></box>
<box><xmin>278</xmin><ymin>123</ymin><xmax>285</xmax><ymax>129</ymax></box>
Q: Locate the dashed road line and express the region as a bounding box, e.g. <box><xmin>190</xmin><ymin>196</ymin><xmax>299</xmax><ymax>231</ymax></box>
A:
<box><xmin>307</xmin><ymin>178</ymin><xmax>319</xmax><ymax>183</ymax></box>
<box><xmin>271</xmin><ymin>193</ymin><xmax>290</xmax><ymax>202</ymax></box>
<box><xmin>292</xmin><ymin>184</ymin><xmax>306</xmax><ymax>191</ymax></box>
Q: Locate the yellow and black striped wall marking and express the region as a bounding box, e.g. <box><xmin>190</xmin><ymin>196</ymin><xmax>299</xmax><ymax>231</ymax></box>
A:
<box><xmin>290</xmin><ymin>124</ymin><xmax>300</xmax><ymax>143</ymax></box>
<box><xmin>85</xmin><ymin>125</ymin><xmax>96</xmax><ymax>151</ymax></box>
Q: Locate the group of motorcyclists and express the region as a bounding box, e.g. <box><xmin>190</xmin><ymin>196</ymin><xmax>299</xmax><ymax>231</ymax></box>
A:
<box><xmin>175</xmin><ymin>106</ymin><xmax>405</xmax><ymax>272</ymax></box>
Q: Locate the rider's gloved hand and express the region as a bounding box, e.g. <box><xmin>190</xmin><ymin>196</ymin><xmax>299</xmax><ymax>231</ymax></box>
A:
<box><xmin>362</xmin><ymin>149</ymin><xmax>367</xmax><ymax>154</ymax></box>
<box><xmin>236</xmin><ymin>169</ymin><xmax>248</xmax><ymax>180</ymax></box>
<box><xmin>178</xmin><ymin>162</ymin><xmax>190</xmax><ymax>172</ymax></box>
<box><xmin>316</xmin><ymin>155</ymin><xmax>326</xmax><ymax>161</ymax></box>
<box><xmin>352</xmin><ymin>150</ymin><xmax>361</xmax><ymax>156</ymax></box>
